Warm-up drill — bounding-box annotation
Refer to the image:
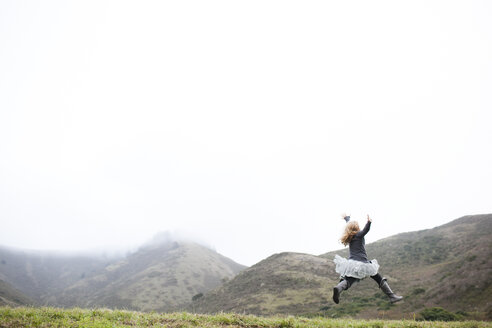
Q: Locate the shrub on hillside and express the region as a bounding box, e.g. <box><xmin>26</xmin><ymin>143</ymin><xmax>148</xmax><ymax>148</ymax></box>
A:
<box><xmin>412</xmin><ymin>287</ymin><xmax>425</xmax><ymax>295</ymax></box>
<box><xmin>192</xmin><ymin>293</ymin><xmax>203</xmax><ymax>301</ymax></box>
<box><xmin>419</xmin><ymin>307</ymin><xmax>462</xmax><ymax>321</ymax></box>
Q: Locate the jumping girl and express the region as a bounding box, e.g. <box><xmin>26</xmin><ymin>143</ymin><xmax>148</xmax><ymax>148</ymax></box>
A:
<box><xmin>332</xmin><ymin>214</ymin><xmax>403</xmax><ymax>304</ymax></box>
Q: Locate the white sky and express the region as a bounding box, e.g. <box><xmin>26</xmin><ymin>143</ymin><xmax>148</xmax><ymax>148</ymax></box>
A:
<box><xmin>1</xmin><ymin>1</ymin><xmax>491</xmax><ymax>266</ymax></box>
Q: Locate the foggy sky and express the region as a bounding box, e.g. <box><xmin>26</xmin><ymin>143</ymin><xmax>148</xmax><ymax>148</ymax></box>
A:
<box><xmin>1</xmin><ymin>1</ymin><xmax>491</xmax><ymax>266</ymax></box>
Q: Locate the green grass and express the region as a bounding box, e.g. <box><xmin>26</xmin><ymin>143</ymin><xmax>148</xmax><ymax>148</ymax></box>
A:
<box><xmin>1</xmin><ymin>307</ymin><xmax>491</xmax><ymax>328</ymax></box>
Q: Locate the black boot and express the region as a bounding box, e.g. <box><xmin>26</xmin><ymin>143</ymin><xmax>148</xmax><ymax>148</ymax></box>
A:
<box><xmin>380</xmin><ymin>278</ymin><xmax>403</xmax><ymax>303</ymax></box>
<box><xmin>332</xmin><ymin>279</ymin><xmax>348</xmax><ymax>304</ymax></box>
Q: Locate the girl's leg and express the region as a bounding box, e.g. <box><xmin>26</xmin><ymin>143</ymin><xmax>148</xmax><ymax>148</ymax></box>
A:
<box><xmin>370</xmin><ymin>273</ymin><xmax>383</xmax><ymax>286</ymax></box>
<box><xmin>371</xmin><ymin>273</ymin><xmax>403</xmax><ymax>303</ymax></box>
<box><xmin>345</xmin><ymin>276</ymin><xmax>359</xmax><ymax>289</ymax></box>
<box><xmin>333</xmin><ymin>276</ymin><xmax>359</xmax><ymax>304</ymax></box>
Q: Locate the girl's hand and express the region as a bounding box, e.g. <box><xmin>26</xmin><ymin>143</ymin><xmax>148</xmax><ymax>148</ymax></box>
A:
<box><xmin>367</xmin><ymin>214</ymin><xmax>372</xmax><ymax>222</ymax></box>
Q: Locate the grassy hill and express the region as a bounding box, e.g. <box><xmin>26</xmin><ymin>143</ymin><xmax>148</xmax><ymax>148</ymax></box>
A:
<box><xmin>0</xmin><ymin>236</ymin><xmax>246</xmax><ymax>312</ymax></box>
<box><xmin>191</xmin><ymin>252</ymin><xmax>334</xmax><ymax>315</ymax></box>
<box><xmin>1</xmin><ymin>307</ymin><xmax>490</xmax><ymax>328</ymax></box>
<box><xmin>192</xmin><ymin>214</ymin><xmax>492</xmax><ymax>320</ymax></box>
<box><xmin>320</xmin><ymin>214</ymin><xmax>492</xmax><ymax>319</ymax></box>
<box><xmin>57</xmin><ymin>241</ymin><xmax>245</xmax><ymax>311</ymax></box>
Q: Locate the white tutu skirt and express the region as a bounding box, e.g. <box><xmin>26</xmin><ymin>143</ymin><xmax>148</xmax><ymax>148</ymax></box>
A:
<box><xmin>334</xmin><ymin>254</ymin><xmax>380</xmax><ymax>279</ymax></box>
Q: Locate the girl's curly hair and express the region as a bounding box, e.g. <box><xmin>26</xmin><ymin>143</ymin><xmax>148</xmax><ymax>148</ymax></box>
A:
<box><xmin>340</xmin><ymin>221</ymin><xmax>360</xmax><ymax>246</ymax></box>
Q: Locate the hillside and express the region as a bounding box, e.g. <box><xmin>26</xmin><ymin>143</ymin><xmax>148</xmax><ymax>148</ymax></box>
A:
<box><xmin>191</xmin><ymin>252</ymin><xmax>333</xmax><ymax>315</ymax></box>
<box><xmin>0</xmin><ymin>246</ymin><xmax>111</xmax><ymax>302</ymax></box>
<box><xmin>321</xmin><ymin>214</ymin><xmax>492</xmax><ymax>319</ymax></box>
<box><xmin>0</xmin><ymin>279</ymin><xmax>34</xmax><ymax>307</ymax></box>
<box><xmin>57</xmin><ymin>241</ymin><xmax>245</xmax><ymax>311</ymax></box>
<box><xmin>192</xmin><ymin>214</ymin><xmax>492</xmax><ymax>320</ymax></box>
<box><xmin>0</xmin><ymin>235</ymin><xmax>246</xmax><ymax>312</ymax></box>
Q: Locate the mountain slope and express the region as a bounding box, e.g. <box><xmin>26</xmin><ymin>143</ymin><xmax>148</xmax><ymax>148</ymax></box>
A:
<box><xmin>0</xmin><ymin>246</ymin><xmax>112</xmax><ymax>303</ymax></box>
<box><xmin>0</xmin><ymin>236</ymin><xmax>246</xmax><ymax>312</ymax></box>
<box><xmin>58</xmin><ymin>241</ymin><xmax>245</xmax><ymax>311</ymax></box>
<box><xmin>320</xmin><ymin>214</ymin><xmax>492</xmax><ymax>319</ymax></box>
<box><xmin>0</xmin><ymin>279</ymin><xmax>34</xmax><ymax>307</ymax></box>
<box><xmin>192</xmin><ymin>214</ymin><xmax>492</xmax><ymax>319</ymax></box>
<box><xmin>191</xmin><ymin>252</ymin><xmax>333</xmax><ymax>315</ymax></box>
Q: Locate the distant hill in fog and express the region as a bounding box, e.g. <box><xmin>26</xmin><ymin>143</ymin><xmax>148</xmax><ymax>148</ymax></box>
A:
<box><xmin>0</xmin><ymin>279</ymin><xmax>34</xmax><ymax>307</ymax></box>
<box><xmin>0</xmin><ymin>235</ymin><xmax>246</xmax><ymax>311</ymax></box>
<box><xmin>0</xmin><ymin>246</ymin><xmax>112</xmax><ymax>302</ymax></box>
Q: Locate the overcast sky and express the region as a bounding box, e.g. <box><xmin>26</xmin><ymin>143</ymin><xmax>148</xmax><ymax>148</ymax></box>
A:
<box><xmin>1</xmin><ymin>1</ymin><xmax>491</xmax><ymax>266</ymax></box>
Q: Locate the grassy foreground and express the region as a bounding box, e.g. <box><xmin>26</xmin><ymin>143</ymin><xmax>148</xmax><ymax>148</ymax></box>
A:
<box><xmin>0</xmin><ymin>307</ymin><xmax>490</xmax><ymax>328</ymax></box>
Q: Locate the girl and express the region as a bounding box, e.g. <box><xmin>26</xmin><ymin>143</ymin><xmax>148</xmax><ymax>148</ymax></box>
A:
<box><xmin>332</xmin><ymin>214</ymin><xmax>403</xmax><ymax>304</ymax></box>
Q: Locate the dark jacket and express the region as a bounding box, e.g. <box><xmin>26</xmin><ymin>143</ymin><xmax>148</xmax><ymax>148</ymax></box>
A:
<box><xmin>345</xmin><ymin>217</ymin><xmax>371</xmax><ymax>263</ymax></box>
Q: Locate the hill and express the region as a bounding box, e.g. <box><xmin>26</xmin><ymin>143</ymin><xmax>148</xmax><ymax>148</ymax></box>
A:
<box><xmin>0</xmin><ymin>246</ymin><xmax>111</xmax><ymax>302</ymax></box>
<box><xmin>0</xmin><ymin>279</ymin><xmax>34</xmax><ymax>307</ymax></box>
<box><xmin>0</xmin><ymin>235</ymin><xmax>246</xmax><ymax>311</ymax></box>
<box><xmin>191</xmin><ymin>252</ymin><xmax>333</xmax><ymax>315</ymax></box>
<box><xmin>192</xmin><ymin>214</ymin><xmax>492</xmax><ymax>320</ymax></box>
<box><xmin>321</xmin><ymin>214</ymin><xmax>492</xmax><ymax>319</ymax></box>
<box><xmin>56</xmin><ymin>241</ymin><xmax>245</xmax><ymax>311</ymax></box>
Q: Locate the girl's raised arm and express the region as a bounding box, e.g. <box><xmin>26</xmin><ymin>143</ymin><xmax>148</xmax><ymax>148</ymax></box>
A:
<box><xmin>358</xmin><ymin>215</ymin><xmax>372</xmax><ymax>236</ymax></box>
